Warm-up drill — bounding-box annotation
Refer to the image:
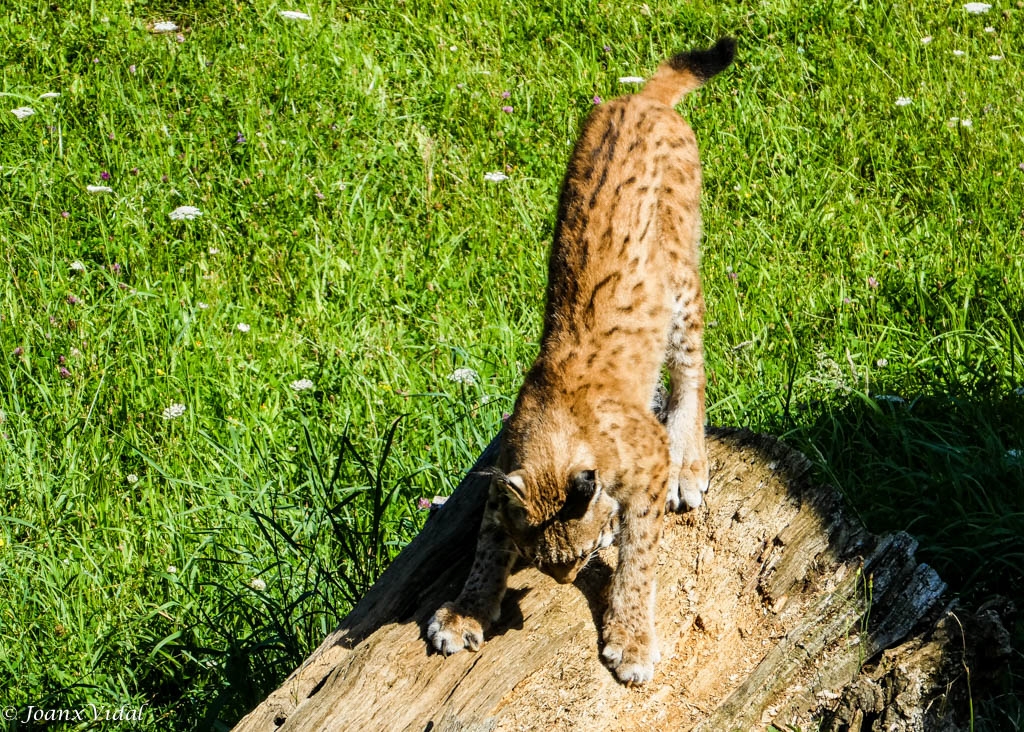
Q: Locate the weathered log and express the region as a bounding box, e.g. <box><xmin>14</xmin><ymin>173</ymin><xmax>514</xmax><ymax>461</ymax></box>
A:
<box><xmin>233</xmin><ymin>427</ymin><xmax>1007</xmax><ymax>732</ymax></box>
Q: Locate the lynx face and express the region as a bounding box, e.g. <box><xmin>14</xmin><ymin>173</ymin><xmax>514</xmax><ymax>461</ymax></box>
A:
<box><xmin>495</xmin><ymin>469</ymin><xmax>620</xmax><ymax>584</ymax></box>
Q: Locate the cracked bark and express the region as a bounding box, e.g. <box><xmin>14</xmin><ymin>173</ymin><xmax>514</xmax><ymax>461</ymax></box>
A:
<box><xmin>232</xmin><ymin>428</ymin><xmax>1011</xmax><ymax>732</ymax></box>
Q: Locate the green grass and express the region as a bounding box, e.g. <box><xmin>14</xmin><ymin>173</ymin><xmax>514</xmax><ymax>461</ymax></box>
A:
<box><xmin>1</xmin><ymin>0</ymin><xmax>1022</xmax><ymax>729</ymax></box>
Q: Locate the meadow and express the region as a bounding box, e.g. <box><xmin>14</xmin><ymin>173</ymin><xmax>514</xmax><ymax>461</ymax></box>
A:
<box><xmin>1</xmin><ymin>0</ymin><xmax>1022</xmax><ymax>729</ymax></box>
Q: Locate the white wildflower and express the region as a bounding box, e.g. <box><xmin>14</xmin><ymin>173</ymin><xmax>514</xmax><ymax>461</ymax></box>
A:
<box><xmin>961</xmin><ymin>118</ymin><xmax>973</xmax><ymax>127</ymax></box>
<box><xmin>876</xmin><ymin>358</ymin><xmax>888</xmax><ymax>367</ymax></box>
<box><xmin>39</xmin><ymin>92</ymin><xmax>61</xmax><ymax>99</ymax></box>
<box><xmin>87</xmin><ymin>184</ymin><xmax>113</xmax><ymax>193</ymax></box>
<box><xmin>279</xmin><ymin>10</ymin><xmax>312</xmax><ymax>20</ymax></box>
<box><xmin>963</xmin><ymin>2</ymin><xmax>992</xmax><ymax>13</ymax></box>
<box><xmin>920</xmin><ymin>36</ymin><xmax>933</xmax><ymax>44</ymax></box>
<box><xmin>126</xmin><ymin>473</ymin><xmax>139</xmax><ymax>484</ymax></box>
<box><xmin>874</xmin><ymin>394</ymin><xmax>906</xmax><ymax>404</ymax></box>
<box><xmin>70</xmin><ymin>261</ymin><xmax>86</xmax><ymax>272</ymax></box>
<box><xmin>895</xmin><ymin>96</ymin><xmax>912</xmax><ymax>107</ymax></box>
<box><xmin>168</xmin><ymin>205</ymin><xmax>202</xmax><ymax>221</ymax></box>
<box><xmin>197</xmin><ymin>302</ymin><xmax>209</xmax><ymax>310</ymax></box>
<box><xmin>249</xmin><ymin>577</ymin><xmax>267</xmax><ymax>591</ymax></box>
<box><xmin>166</xmin><ymin>565</ymin><xmax>177</xmax><ymax>574</ymax></box>
<box><xmin>11</xmin><ymin>106</ymin><xmax>35</xmax><ymax>119</ymax></box>
<box><xmin>984</xmin><ymin>26</ymin><xmax>996</xmax><ymax>32</ymax></box>
<box><xmin>162</xmin><ymin>403</ymin><xmax>186</xmax><ymax>420</ymax></box>
<box><xmin>290</xmin><ymin>378</ymin><xmax>315</xmax><ymax>392</ymax></box>
<box><xmin>448</xmin><ymin>367</ymin><xmax>479</xmax><ymax>385</ymax></box>
<box><xmin>952</xmin><ymin>49</ymin><xmax>966</xmax><ymax>56</ymax></box>
<box><xmin>989</xmin><ymin>54</ymin><xmax>1004</xmax><ymax>60</ymax></box>
<box><xmin>618</xmin><ymin>76</ymin><xmax>646</xmax><ymax>84</ymax></box>
<box><xmin>237</xmin><ymin>322</ymin><xmax>250</xmax><ymax>333</ymax></box>
<box><xmin>151</xmin><ymin>20</ymin><xmax>179</xmax><ymax>33</ymax></box>
<box><xmin>483</xmin><ymin>171</ymin><xmax>508</xmax><ymax>182</ymax></box>
<box><xmin>208</xmin><ymin>247</ymin><xmax>220</xmax><ymax>255</ymax></box>
<box><xmin>947</xmin><ymin>116</ymin><xmax>960</xmax><ymax>126</ymax></box>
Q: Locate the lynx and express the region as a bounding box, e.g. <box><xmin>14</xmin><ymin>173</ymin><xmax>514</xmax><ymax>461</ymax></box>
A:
<box><xmin>427</xmin><ymin>37</ymin><xmax>736</xmax><ymax>685</ymax></box>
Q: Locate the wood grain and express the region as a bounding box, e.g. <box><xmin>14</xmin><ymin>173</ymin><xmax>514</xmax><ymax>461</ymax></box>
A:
<box><xmin>233</xmin><ymin>428</ymin><xmax>990</xmax><ymax>732</ymax></box>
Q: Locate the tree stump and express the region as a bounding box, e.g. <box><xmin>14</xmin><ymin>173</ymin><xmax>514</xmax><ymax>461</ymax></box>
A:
<box><xmin>233</xmin><ymin>427</ymin><xmax>1008</xmax><ymax>731</ymax></box>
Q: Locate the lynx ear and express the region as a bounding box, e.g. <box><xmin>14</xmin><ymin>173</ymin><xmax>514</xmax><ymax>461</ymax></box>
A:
<box><xmin>573</xmin><ymin>469</ymin><xmax>599</xmax><ymax>499</ymax></box>
<box><xmin>498</xmin><ymin>470</ymin><xmax>528</xmax><ymax>507</ymax></box>
<box><xmin>559</xmin><ymin>469</ymin><xmax>601</xmax><ymax>520</ymax></box>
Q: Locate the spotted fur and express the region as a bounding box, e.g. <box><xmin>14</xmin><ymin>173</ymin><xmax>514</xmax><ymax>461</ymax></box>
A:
<box><xmin>427</xmin><ymin>37</ymin><xmax>736</xmax><ymax>686</ymax></box>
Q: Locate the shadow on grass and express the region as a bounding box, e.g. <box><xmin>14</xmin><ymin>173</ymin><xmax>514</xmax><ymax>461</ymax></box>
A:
<box><xmin>784</xmin><ymin>383</ymin><xmax>1024</xmax><ymax>729</ymax></box>
<box><xmin>111</xmin><ymin>418</ymin><xmax>429</xmax><ymax>731</ymax></box>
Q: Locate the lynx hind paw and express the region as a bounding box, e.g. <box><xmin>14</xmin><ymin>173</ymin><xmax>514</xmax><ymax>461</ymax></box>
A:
<box><xmin>427</xmin><ymin>603</ymin><xmax>485</xmax><ymax>655</ymax></box>
<box><xmin>666</xmin><ymin>463</ymin><xmax>710</xmax><ymax>512</ymax></box>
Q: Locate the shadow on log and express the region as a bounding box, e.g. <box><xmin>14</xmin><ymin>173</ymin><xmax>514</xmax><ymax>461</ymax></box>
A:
<box><xmin>233</xmin><ymin>428</ymin><xmax>1011</xmax><ymax>731</ymax></box>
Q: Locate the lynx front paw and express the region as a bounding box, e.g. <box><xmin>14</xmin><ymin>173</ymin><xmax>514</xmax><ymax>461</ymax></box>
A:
<box><xmin>600</xmin><ymin>618</ymin><xmax>660</xmax><ymax>685</ymax></box>
<box><xmin>666</xmin><ymin>460</ymin><xmax>709</xmax><ymax>512</ymax></box>
<box><xmin>427</xmin><ymin>603</ymin><xmax>485</xmax><ymax>655</ymax></box>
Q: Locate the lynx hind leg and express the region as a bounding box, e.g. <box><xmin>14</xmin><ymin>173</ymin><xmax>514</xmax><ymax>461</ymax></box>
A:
<box><xmin>664</xmin><ymin>295</ymin><xmax>709</xmax><ymax>512</ymax></box>
<box><xmin>427</xmin><ymin>496</ymin><xmax>516</xmax><ymax>655</ymax></box>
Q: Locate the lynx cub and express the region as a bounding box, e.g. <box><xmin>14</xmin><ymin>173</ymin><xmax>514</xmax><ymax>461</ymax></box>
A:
<box><xmin>428</xmin><ymin>38</ymin><xmax>735</xmax><ymax>685</ymax></box>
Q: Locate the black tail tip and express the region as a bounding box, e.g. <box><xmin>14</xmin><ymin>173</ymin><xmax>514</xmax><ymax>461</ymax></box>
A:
<box><xmin>669</xmin><ymin>37</ymin><xmax>737</xmax><ymax>81</ymax></box>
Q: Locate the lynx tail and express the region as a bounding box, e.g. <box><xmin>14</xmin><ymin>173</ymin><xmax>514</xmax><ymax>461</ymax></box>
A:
<box><xmin>639</xmin><ymin>37</ymin><xmax>737</xmax><ymax>107</ymax></box>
